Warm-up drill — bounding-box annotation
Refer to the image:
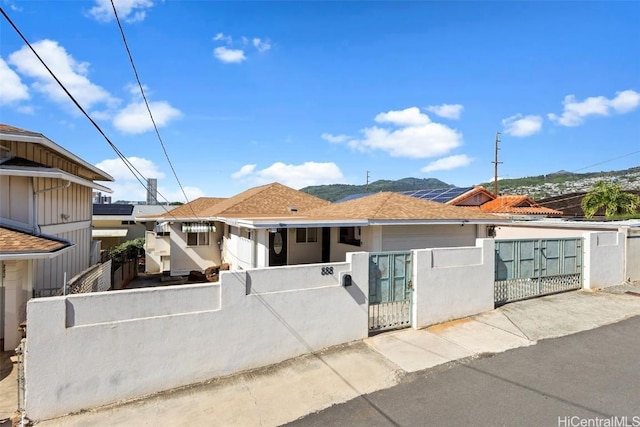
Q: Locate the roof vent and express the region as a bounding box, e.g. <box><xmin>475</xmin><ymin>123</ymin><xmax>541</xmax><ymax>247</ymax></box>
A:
<box><xmin>289</xmin><ymin>206</ymin><xmax>298</xmax><ymax>212</ymax></box>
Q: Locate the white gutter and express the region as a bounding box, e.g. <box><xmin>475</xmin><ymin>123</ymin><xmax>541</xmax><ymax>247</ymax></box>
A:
<box><xmin>222</xmin><ymin>218</ymin><xmax>369</xmax><ymax>228</ymax></box>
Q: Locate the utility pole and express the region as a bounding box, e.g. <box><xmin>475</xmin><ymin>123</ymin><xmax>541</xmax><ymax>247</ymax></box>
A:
<box><xmin>492</xmin><ymin>132</ymin><xmax>502</xmax><ymax>196</ymax></box>
<box><xmin>365</xmin><ymin>170</ymin><xmax>370</xmax><ymax>192</ymax></box>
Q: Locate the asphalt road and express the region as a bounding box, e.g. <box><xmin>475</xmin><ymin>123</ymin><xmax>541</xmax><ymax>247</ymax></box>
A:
<box><xmin>287</xmin><ymin>316</ymin><xmax>640</xmax><ymax>427</ymax></box>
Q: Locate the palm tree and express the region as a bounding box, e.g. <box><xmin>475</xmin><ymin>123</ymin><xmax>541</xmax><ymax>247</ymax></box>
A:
<box><xmin>581</xmin><ymin>181</ymin><xmax>640</xmax><ymax>218</ymax></box>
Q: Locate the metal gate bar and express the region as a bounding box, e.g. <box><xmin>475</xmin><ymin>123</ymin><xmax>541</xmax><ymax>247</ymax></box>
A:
<box><xmin>495</xmin><ymin>238</ymin><xmax>582</xmax><ymax>306</ymax></box>
<box><xmin>369</xmin><ymin>252</ymin><xmax>413</xmax><ymax>332</ymax></box>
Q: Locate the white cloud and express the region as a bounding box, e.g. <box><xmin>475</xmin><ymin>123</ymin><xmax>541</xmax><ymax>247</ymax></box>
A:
<box><xmin>421</xmin><ymin>154</ymin><xmax>473</xmax><ymax>172</ymax></box>
<box><xmin>88</xmin><ymin>0</ymin><xmax>156</xmax><ymax>23</ymax></box>
<box><xmin>336</xmin><ymin>107</ymin><xmax>462</xmax><ymax>159</ymax></box>
<box><xmin>8</xmin><ymin>39</ymin><xmax>118</xmax><ymax>111</ymax></box>
<box><xmin>213</xmin><ymin>47</ymin><xmax>246</xmax><ymax>64</ymax></box>
<box><xmin>231</xmin><ymin>164</ymin><xmax>256</xmax><ymax>179</ymax></box>
<box><xmin>232</xmin><ymin>161</ymin><xmax>344</xmax><ymax>188</ymax></box>
<box><xmin>548</xmin><ymin>90</ymin><xmax>640</xmax><ymax>127</ymax></box>
<box><xmin>252</xmin><ymin>38</ymin><xmax>271</xmax><ymax>53</ymax></box>
<box><xmin>96</xmin><ymin>156</ymin><xmax>166</xmax><ymax>181</ymax></box>
<box><xmin>426</xmin><ymin>104</ymin><xmax>464</xmax><ymax>120</ymax></box>
<box><xmin>95</xmin><ymin>157</ymin><xmax>204</xmax><ymax>203</ymax></box>
<box><xmin>213</xmin><ymin>33</ymin><xmax>233</xmax><ymax>44</ymax></box>
<box><xmin>502</xmin><ymin>114</ymin><xmax>543</xmax><ymax>137</ymax></box>
<box><xmin>608</xmin><ymin>90</ymin><xmax>640</xmax><ymax>113</ymax></box>
<box><xmin>321</xmin><ymin>133</ymin><xmax>350</xmax><ymax>143</ymax></box>
<box><xmin>112</xmin><ymin>100</ymin><xmax>181</xmax><ymax>134</ymax></box>
<box><xmin>375</xmin><ymin>107</ymin><xmax>430</xmax><ymax>127</ymax></box>
<box><xmin>0</xmin><ymin>57</ymin><xmax>29</xmax><ymax>105</ymax></box>
<box><xmin>213</xmin><ymin>32</ymin><xmax>272</xmax><ymax>63</ymax></box>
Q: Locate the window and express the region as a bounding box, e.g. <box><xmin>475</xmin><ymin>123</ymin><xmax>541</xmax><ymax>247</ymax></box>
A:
<box><xmin>307</xmin><ymin>227</ymin><xmax>317</xmax><ymax>243</ymax></box>
<box><xmin>339</xmin><ymin>227</ymin><xmax>361</xmax><ymax>246</ymax></box>
<box><xmin>187</xmin><ymin>232</ymin><xmax>210</xmax><ymax>246</ymax></box>
<box><xmin>295</xmin><ymin>228</ymin><xmax>318</xmax><ymax>243</ymax></box>
<box><xmin>241</xmin><ymin>228</ymin><xmax>252</xmax><ymax>240</ymax></box>
<box><xmin>121</xmin><ymin>220</ymin><xmax>135</xmax><ymax>225</ymax></box>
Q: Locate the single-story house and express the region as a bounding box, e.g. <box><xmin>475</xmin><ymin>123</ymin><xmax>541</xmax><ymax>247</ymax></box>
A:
<box><xmin>143</xmin><ymin>183</ymin><xmax>504</xmax><ymax>276</ymax></box>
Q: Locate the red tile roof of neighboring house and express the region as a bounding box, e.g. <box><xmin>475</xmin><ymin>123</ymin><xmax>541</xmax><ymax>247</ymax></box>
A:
<box><xmin>0</xmin><ymin>226</ymin><xmax>70</xmax><ymax>254</ymax></box>
<box><xmin>304</xmin><ymin>192</ymin><xmax>501</xmax><ymax>221</ymax></box>
<box><xmin>480</xmin><ymin>195</ymin><xmax>563</xmax><ymax>216</ymax></box>
<box><xmin>446</xmin><ymin>186</ymin><xmax>496</xmax><ymax>206</ymax></box>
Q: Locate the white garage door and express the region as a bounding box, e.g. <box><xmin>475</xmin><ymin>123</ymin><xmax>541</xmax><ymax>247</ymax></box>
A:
<box><xmin>382</xmin><ymin>224</ymin><xmax>477</xmax><ymax>251</ymax></box>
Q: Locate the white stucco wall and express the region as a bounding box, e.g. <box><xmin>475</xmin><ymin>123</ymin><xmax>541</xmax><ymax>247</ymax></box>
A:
<box><xmin>24</xmin><ymin>259</ymin><xmax>368</xmax><ymax>420</ymax></box>
<box><xmin>625</xmin><ymin>228</ymin><xmax>640</xmax><ymax>282</ymax></box>
<box><xmin>412</xmin><ymin>239</ymin><xmax>495</xmax><ymax>328</ymax></box>
<box><xmin>382</xmin><ymin>224</ymin><xmax>477</xmax><ymax>251</ymax></box>
<box><xmin>582</xmin><ymin>231</ymin><xmax>625</xmax><ymax>289</ymax></box>
<box><xmin>495</xmin><ymin>225</ymin><xmax>586</xmax><ymax>239</ymax></box>
<box><xmin>169</xmin><ymin>223</ymin><xmax>221</xmax><ymax>275</ymax></box>
<box><xmin>2</xmin><ymin>259</ymin><xmax>32</xmax><ymax>351</ymax></box>
<box><xmin>144</xmin><ymin>231</ymin><xmax>170</xmax><ymax>273</ymax></box>
<box><xmin>287</xmin><ymin>228</ymin><xmax>323</xmax><ymax>265</ymax></box>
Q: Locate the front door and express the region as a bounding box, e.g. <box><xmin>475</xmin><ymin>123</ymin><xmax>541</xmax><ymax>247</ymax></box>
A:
<box><xmin>321</xmin><ymin>227</ymin><xmax>331</xmax><ymax>263</ymax></box>
<box><xmin>269</xmin><ymin>229</ymin><xmax>288</xmax><ymax>266</ymax></box>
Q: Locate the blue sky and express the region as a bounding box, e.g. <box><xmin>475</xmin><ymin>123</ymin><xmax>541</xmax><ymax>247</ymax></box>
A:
<box><xmin>1</xmin><ymin>1</ymin><xmax>639</xmax><ymax>202</ymax></box>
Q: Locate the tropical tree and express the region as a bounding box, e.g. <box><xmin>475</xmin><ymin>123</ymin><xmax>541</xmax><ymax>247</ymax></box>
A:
<box><xmin>581</xmin><ymin>181</ymin><xmax>640</xmax><ymax>218</ymax></box>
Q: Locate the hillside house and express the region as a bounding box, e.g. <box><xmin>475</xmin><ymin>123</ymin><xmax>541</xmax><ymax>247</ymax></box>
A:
<box><xmin>0</xmin><ymin>124</ymin><xmax>113</xmax><ymax>350</ymax></box>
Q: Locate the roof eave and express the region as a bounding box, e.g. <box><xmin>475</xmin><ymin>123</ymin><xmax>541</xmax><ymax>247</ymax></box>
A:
<box><xmin>0</xmin><ymin>130</ymin><xmax>114</xmax><ymax>182</ymax></box>
<box><xmin>0</xmin><ymin>243</ymin><xmax>75</xmax><ymax>261</ymax></box>
<box><xmin>0</xmin><ymin>165</ymin><xmax>113</xmax><ymax>193</ymax></box>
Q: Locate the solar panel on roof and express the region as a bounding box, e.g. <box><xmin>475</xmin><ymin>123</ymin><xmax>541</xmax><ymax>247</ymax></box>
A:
<box><xmin>400</xmin><ymin>187</ymin><xmax>473</xmax><ymax>203</ymax></box>
<box><xmin>92</xmin><ymin>204</ymin><xmax>134</xmax><ymax>215</ymax></box>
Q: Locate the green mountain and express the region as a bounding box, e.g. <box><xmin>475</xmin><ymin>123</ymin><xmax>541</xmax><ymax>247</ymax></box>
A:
<box><xmin>301</xmin><ymin>166</ymin><xmax>640</xmax><ymax>202</ymax></box>
<box><xmin>301</xmin><ymin>177</ymin><xmax>453</xmax><ymax>202</ymax></box>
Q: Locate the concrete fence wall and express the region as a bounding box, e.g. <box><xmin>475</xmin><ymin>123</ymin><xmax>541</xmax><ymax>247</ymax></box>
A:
<box><xmin>582</xmin><ymin>231</ymin><xmax>625</xmax><ymax>289</ymax></box>
<box><xmin>412</xmin><ymin>239</ymin><xmax>495</xmax><ymax>328</ymax></box>
<box><xmin>22</xmin><ymin>231</ymin><xmax>628</xmax><ymax>420</ymax></box>
<box><xmin>24</xmin><ymin>257</ymin><xmax>368</xmax><ymax>420</ymax></box>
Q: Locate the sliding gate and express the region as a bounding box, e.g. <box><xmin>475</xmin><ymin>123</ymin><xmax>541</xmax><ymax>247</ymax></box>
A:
<box><xmin>368</xmin><ymin>251</ymin><xmax>413</xmax><ymax>333</ymax></box>
<box><xmin>495</xmin><ymin>238</ymin><xmax>583</xmax><ymax>306</ymax></box>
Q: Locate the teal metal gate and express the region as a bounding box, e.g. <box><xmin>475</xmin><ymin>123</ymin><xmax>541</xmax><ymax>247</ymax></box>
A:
<box><xmin>369</xmin><ymin>252</ymin><xmax>413</xmax><ymax>333</ymax></box>
<box><xmin>495</xmin><ymin>238</ymin><xmax>583</xmax><ymax>306</ymax></box>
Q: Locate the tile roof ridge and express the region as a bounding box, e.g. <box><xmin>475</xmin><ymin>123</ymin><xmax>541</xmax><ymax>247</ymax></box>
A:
<box><xmin>369</xmin><ymin>192</ymin><xmax>396</xmax><ymax>218</ymax></box>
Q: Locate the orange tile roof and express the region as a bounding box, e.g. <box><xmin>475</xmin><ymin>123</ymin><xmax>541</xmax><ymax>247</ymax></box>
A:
<box><xmin>202</xmin><ymin>182</ymin><xmax>330</xmax><ymax>218</ymax></box>
<box><xmin>149</xmin><ymin>197</ymin><xmax>228</xmax><ymax>219</ymax></box>
<box><xmin>0</xmin><ymin>227</ymin><xmax>70</xmax><ymax>254</ymax></box>
<box><xmin>480</xmin><ymin>195</ymin><xmax>563</xmax><ymax>215</ymax></box>
<box><xmin>446</xmin><ymin>186</ymin><xmax>496</xmax><ymax>205</ymax></box>
<box><xmin>304</xmin><ymin>192</ymin><xmax>501</xmax><ymax>220</ymax></box>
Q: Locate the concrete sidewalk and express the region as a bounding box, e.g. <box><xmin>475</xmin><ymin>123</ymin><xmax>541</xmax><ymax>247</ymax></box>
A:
<box><xmin>9</xmin><ymin>283</ymin><xmax>640</xmax><ymax>426</ymax></box>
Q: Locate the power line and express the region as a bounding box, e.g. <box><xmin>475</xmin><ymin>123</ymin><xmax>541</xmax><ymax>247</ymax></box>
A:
<box><xmin>0</xmin><ymin>7</ymin><xmax>181</xmax><ymax>221</ymax></box>
<box><xmin>109</xmin><ymin>0</ymin><xmax>200</xmax><ymax>220</ymax></box>
<box><xmin>569</xmin><ymin>150</ymin><xmax>640</xmax><ymax>174</ymax></box>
